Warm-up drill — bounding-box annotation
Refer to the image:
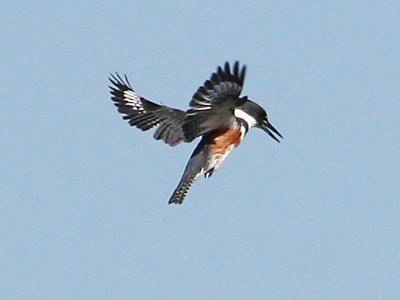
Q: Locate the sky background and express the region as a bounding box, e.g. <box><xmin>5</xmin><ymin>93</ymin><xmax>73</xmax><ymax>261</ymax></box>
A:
<box><xmin>1</xmin><ymin>1</ymin><xmax>399</xmax><ymax>299</ymax></box>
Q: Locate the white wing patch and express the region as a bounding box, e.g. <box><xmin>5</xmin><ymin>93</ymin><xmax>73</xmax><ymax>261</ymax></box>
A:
<box><xmin>123</xmin><ymin>90</ymin><xmax>144</xmax><ymax>111</ymax></box>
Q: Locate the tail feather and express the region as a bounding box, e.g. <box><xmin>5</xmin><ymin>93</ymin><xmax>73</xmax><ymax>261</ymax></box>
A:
<box><xmin>168</xmin><ymin>175</ymin><xmax>196</xmax><ymax>204</ymax></box>
<box><xmin>168</xmin><ymin>137</ymin><xmax>212</xmax><ymax>204</ymax></box>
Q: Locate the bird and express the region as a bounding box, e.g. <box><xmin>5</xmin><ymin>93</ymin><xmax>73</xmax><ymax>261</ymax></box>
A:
<box><xmin>109</xmin><ymin>62</ymin><xmax>282</xmax><ymax>204</ymax></box>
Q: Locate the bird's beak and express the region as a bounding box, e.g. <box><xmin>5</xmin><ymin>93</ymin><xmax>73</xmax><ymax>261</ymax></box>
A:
<box><xmin>261</xmin><ymin>119</ymin><xmax>283</xmax><ymax>143</ymax></box>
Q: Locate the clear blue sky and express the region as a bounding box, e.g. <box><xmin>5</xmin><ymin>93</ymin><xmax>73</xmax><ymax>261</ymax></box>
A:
<box><xmin>1</xmin><ymin>1</ymin><xmax>399</xmax><ymax>299</ymax></box>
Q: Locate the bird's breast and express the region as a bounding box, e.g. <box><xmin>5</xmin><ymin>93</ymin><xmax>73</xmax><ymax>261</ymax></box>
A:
<box><xmin>211</xmin><ymin>128</ymin><xmax>242</xmax><ymax>154</ymax></box>
<box><xmin>204</xmin><ymin>127</ymin><xmax>243</xmax><ymax>174</ymax></box>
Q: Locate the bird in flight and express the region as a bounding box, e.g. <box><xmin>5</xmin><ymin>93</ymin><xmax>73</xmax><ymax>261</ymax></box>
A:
<box><xmin>109</xmin><ymin>62</ymin><xmax>282</xmax><ymax>204</ymax></box>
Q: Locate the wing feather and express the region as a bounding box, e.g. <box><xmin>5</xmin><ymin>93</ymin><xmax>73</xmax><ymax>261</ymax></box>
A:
<box><xmin>183</xmin><ymin>61</ymin><xmax>246</xmax><ymax>142</ymax></box>
<box><xmin>109</xmin><ymin>73</ymin><xmax>185</xmax><ymax>146</ymax></box>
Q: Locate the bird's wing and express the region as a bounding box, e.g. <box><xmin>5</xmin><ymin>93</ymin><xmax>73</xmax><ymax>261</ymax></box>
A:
<box><xmin>109</xmin><ymin>73</ymin><xmax>186</xmax><ymax>146</ymax></box>
<box><xmin>183</xmin><ymin>61</ymin><xmax>246</xmax><ymax>142</ymax></box>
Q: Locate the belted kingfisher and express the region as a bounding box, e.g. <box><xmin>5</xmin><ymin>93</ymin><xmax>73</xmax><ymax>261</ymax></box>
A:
<box><xmin>109</xmin><ymin>62</ymin><xmax>282</xmax><ymax>204</ymax></box>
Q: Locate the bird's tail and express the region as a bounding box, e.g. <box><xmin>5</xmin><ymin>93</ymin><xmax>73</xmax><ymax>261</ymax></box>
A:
<box><xmin>168</xmin><ymin>175</ymin><xmax>197</xmax><ymax>204</ymax></box>
<box><xmin>168</xmin><ymin>138</ymin><xmax>212</xmax><ymax>204</ymax></box>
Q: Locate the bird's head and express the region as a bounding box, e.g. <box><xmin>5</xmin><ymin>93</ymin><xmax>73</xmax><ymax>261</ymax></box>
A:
<box><xmin>235</xmin><ymin>98</ymin><xmax>283</xmax><ymax>143</ymax></box>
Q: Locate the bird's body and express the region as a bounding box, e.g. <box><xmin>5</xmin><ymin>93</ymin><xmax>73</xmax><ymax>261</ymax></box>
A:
<box><xmin>109</xmin><ymin>62</ymin><xmax>282</xmax><ymax>204</ymax></box>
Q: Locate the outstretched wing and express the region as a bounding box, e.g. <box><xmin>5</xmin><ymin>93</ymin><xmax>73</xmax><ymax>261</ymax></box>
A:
<box><xmin>183</xmin><ymin>61</ymin><xmax>246</xmax><ymax>142</ymax></box>
<box><xmin>109</xmin><ymin>73</ymin><xmax>186</xmax><ymax>146</ymax></box>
